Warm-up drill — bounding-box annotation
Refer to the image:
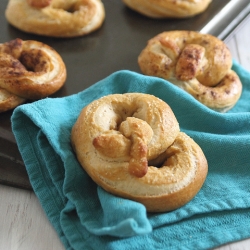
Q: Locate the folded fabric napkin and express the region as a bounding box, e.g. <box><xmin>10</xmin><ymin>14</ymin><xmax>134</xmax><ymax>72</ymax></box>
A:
<box><xmin>11</xmin><ymin>60</ymin><xmax>250</xmax><ymax>250</ymax></box>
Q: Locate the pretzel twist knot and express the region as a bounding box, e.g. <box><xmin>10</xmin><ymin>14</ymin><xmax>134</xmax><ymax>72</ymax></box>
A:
<box><xmin>138</xmin><ymin>31</ymin><xmax>243</xmax><ymax>112</ymax></box>
<box><xmin>0</xmin><ymin>38</ymin><xmax>66</xmax><ymax>112</ymax></box>
<box><xmin>122</xmin><ymin>0</ymin><xmax>212</xmax><ymax>18</ymax></box>
<box><xmin>71</xmin><ymin>93</ymin><xmax>208</xmax><ymax>212</ymax></box>
<box><xmin>5</xmin><ymin>0</ymin><xmax>105</xmax><ymax>38</ymax></box>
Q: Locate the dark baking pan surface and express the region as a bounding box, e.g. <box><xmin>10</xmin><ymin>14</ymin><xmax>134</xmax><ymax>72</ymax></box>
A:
<box><xmin>0</xmin><ymin>0</ymin><xmax>249</xmax><ymax>190</ymax></box>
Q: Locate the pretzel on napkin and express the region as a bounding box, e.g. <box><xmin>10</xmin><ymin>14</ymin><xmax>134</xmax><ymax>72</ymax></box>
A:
<box><xmin>122</xmin><ymin>0</ymin><xmax>212</xmax><ymax>18</ymax></box>
<box><xmin>71</xmin><ymin>93</ymin><xmax>208</xmax><ymax>212</ymax></box>
<box><xmin>5</xmin><ymin>0</ymin><xmax>105</xmax><ymax>38</ymax></box>
<box><xmin>0</xmin><ymin>38</ymin><xmax>66</xmax><ymax>113</ymax></box>
<box><xmin>138</xmin><ymin>31</ymin><xmax>243</xmax><ymax>112</ymax></box>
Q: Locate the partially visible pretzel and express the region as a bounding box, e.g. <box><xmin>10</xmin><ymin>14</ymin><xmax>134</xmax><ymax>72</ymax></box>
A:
<box><xmin>138</xmin><ymin>31</ymin><xmax>242</xmax><ymax>112</ymax></box>
<box><xmin>122</xmin><ymin>0</ymin><xmax>212</xmax><ymax>18</ymax></box>
<box><xmin>0</xmin><ymin>88</ymin><xmax>26</xmax><ymax>113</ymax></box>
<box><xmin>5</xmin><ymin>0</ymin><xmax>105</xmax><ymax>38</ymax></box>
<box><xmin>0</xmin><ymin>38</ymin><xmax>66</xmax><ymax>112</ymax></box>
<box><xmin>71</xmin><ymin>93</ymin><xmax>208</xmax><ymax>212</ymax></box>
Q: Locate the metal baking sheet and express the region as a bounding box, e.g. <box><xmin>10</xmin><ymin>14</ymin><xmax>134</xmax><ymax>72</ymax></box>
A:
<box><xmin>0</xmin><ymin>0</ymin><xmax>249</xmax><ymax>190</ymax></box>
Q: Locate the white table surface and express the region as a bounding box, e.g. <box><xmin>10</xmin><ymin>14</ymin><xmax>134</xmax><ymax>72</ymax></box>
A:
<box><xmin>1</xmin><ymin>12</ymin><xmax>250</xmax><ymax>250</ymax></box>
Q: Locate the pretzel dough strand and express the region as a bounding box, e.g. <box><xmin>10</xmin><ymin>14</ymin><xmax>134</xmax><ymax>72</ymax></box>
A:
<box><xmin>120</xmin><ymin>117</ymin><xmax>154</xmax><ymax>177</ymax></box>
<box><xmin>175</xmin><ymin>43</ymin><xmax>206</xmax><ymax>81</ymax></box>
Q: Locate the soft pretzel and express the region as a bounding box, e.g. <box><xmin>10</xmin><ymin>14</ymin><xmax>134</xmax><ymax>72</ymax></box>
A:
<box><xmin>71</xmin><ymin>93</ymin><xmax>208</xmax><ymax>212</ymax></box>
<box><xmin>0</xmin><ymin>38</ymin><xmax>66</xmax><ymax>112</ymax></box>
<box><xmin>5</xmin><ymin>0</ymin><xmax>105</xmax><ymax>38</ymax></box>
<box><xmin>138</xmin><ymin>31</ymin><xmax>242</xmax><ymax>112</ymax></box>
<box><xmin>122</xmin><ymin>0</ymin><xmax>212</xmax><ymax>18</ymax></box>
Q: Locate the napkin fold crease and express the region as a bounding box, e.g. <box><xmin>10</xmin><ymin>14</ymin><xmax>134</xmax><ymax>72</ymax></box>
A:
<box><xmin>11</xmin><ymin>60</ymin><xmax>250</xmax><ymax>250</ymax></box>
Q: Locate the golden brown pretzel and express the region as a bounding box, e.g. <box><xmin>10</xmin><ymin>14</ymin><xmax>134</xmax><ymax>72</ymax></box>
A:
<box><xmin>5</xmin><ymin>0</ymin><xmax>105</xmax><ymax>38</ymax></box>
<box><xmin>122</xmin><ymin>0</ymin><xmax>212</xmax><ymax>18</ymax></box>
<box><xmin>138</xmin><ymin>31</ymin><xmax>242</xmax><ymax>112</ymax></box>
<box><xmin>71</xmin><ymin>93</ymin><xmax>208</xmax><ymax>212</ymax></box>
<box><xmin>0</xmin><ymin>38</ymin><xmax>66</xmax><ymax>112</ymax></box>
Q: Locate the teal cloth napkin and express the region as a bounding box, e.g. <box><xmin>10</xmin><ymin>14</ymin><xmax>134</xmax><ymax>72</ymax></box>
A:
<box><xmin>11</xmin><ymin>60</ymin><xmax>250</xmax><ymax>250</ymax></box>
